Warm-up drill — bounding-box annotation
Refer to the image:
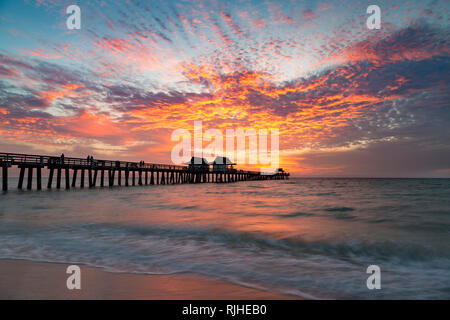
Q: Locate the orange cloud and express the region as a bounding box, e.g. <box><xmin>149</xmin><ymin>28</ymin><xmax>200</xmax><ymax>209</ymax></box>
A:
<box><xmin>39</xmin><ymin>84</ymin><xmax>85</xmax><ymax>103</ymax></box>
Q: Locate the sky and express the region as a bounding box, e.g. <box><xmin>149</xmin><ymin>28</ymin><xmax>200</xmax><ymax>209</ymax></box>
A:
<box><xmin>0</xmin><ymin>0</ymin><xmax>449</xmax><ymax>177</ymax></box>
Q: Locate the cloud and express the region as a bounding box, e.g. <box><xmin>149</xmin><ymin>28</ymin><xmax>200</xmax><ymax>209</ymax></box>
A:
<box><xmin>290</xmin><ymin>139</ymin><xmax>450</xmax><ymax>177</ymax></box>
<box><xmin>0</xmin><ymin>0</ymin><xmax>449</xmax><ymax>177</ymax></box>
<box><xmin>337</xmin><ymin>23</ymin><xmax>450</xmax><ymax>67</ymax></box>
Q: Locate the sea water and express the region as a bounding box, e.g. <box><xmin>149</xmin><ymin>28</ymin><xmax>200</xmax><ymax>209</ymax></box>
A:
<box><xmin>0</xmin><ymin>178</ymin><xmax>449</xmax><ymax>299</ymax></box>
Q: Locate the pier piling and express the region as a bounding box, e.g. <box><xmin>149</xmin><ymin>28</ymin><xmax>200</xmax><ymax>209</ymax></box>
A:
<box><xmin>100</xmin><ymin>169</ymin><xmax>104</xmax><ymax>187</ymax></box>
<box><xmin>56</xmin><ymin>167</ymin><xmax>61</xmax><ymax>189</ymax></box>
<box><xmin>2</xmin><ymin>165</ymin><xmax>8</xmax><ymax>191</ymax></box>
<box><xmin>37</xmin><ymin>167</ymin><xmax>42</xmax><ymax>190</ymax></box>
<box><xmin>65</xmin><ymin>168</ymin><xmax>70</xmax><ymax>190</ymax></box>
<box><xmin>18</xmin><ymin>167</ymin><xmax>25</xmax><ymax>190</ymax></box>
<box><xmin>72</xmin><ymin>169</ymin><xmax>78</xmax><ymax>187</ymax></box>
<box><xmin>27</xmin><ymin>167</ymin><xmax>33</xmax><ymax>190</ymax></box>
<box><xmin>89</xmin><ymin>169</ymin><xmax>93</xmax><ymax>188</ymax></box>
<box><xmin>47</xmin><ymin>168</ymin><xmax>54</xmax><ymax>189</ymax></box>
<box><xmin>80</xmin><ymin>169</ymin><xmax>85</xmax><ymax>188</ymax></box>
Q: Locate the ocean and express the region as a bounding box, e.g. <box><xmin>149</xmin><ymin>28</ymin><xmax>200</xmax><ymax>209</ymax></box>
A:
<box><xmin>0</xmin><ymin>177</ymin><xmax>449</xmax><ymax>299</ymax></box>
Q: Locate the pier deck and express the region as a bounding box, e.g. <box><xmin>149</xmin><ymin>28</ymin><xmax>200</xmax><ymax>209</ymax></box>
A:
<box><xmin>0</xmin><ymin>152</ymin><xmax>289</xmax><ymax>191</ymax></box>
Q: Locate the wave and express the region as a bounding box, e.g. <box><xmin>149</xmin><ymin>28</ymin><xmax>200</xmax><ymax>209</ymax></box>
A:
<box><xmin>78</xmin><ymin>223</ymin><xmax>450</xmax><ymax>261</ymax></box>
<box><xmin>279</xmin><ymin>212</ymin><xmax>316</xmax><ymax>218</ymax></box>
<box><xmin>1</xmin><ymin>222</ymin><xmax>448</xmax><ymax>264</ymax></box>
<box><xmin>324</xmin><ymin>206</ymin><xmax>355</xmax><ymax>212</ymax></box>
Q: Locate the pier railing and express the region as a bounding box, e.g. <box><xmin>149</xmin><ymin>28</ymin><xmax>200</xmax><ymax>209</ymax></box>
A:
<box><xmin>0</xmin><ymin>152</ymin><xmax>186</xmax><ymax>170</ymax></box>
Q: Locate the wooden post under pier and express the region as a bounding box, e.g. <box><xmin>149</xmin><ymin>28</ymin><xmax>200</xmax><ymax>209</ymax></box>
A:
<box><xmin>93</xmin><ymin>169</ymin><xmax>98</xmax><ymax>187</ymax></box>
<box><xmin>72</xmin><ymin>169</ymin><xmax>78</xmax><ymax>187</ymax></box>
<box><xmin>65</xmin><ymin>168</ymin><xmax>70</xmax><ymax>190</ymax></box>
<box><xmin>18</xmin><ymin>167</ymin><xmax>25</xmax><ymax>190</ymax></box>
<box><xmin>80</xmin><ymin>169</ymin><xmax>85</xmax><ymax>188</ymax></box>
<box><xmin>89</xmin><ymin>169</ymin><xmax>93</xmax><ymax>188</ymax></box>
<box><xmin>56</xmin><ymin>167</ymin><xmax>61</xmax><ymax>189</ymax></box>
<box><xmin>27</xmin><ymin>166</ymin><xmax>33</xmax><ymax>190</ymax></box>
<box><xmin>2</xmin><ymin>165</ymin><xmax>8</xmax><ymax>191</ymax></box>
<box><xmin>36</xmin><ymin>166</ymin><xmax>42</xmax><ymax>190</ymax></box>
<box><xmin>47</xmin><ymin>168</ymin><xmax>54</xmax><ymax>189</ymax></box>
<box><xmin>100</xmin><ymin>169</ymin><xmax>104</xmax><ymax>187</ymax></box>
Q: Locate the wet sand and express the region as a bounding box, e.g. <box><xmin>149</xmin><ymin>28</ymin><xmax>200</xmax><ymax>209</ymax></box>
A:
<box><xmin>0</xmin><ymin>259</ymin><xmax>298</xmax><ymax>299</ymax></box>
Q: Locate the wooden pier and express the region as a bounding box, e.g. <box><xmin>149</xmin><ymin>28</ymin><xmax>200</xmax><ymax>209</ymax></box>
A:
<box><xmin>0</xmin><ymin>152</ymin><xmax>289</xmax><ymax>191</ymax></box>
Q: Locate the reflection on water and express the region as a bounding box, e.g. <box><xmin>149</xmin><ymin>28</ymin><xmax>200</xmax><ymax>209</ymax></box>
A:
<box><xmin>1</xmin><ymin>178</ymin><xmax>449</xmax><ymax>299</ymax></box>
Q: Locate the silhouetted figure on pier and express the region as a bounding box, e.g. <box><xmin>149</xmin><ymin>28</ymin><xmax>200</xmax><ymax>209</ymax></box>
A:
<box><xmin>86</xmin><ymin>155</ymin><xmax>93</xmax><ymax>165</ymax></box>
<box><xmin>60</xmin><ymin>153</ymin><xmax>65</xmax><ymax>164</ymax></box>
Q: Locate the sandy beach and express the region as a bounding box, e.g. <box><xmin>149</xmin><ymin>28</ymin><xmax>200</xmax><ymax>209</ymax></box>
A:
<box><xmin>0</xmin><ymin>259</ymin><xmax>296</xmax><ymax>300</ymax></box>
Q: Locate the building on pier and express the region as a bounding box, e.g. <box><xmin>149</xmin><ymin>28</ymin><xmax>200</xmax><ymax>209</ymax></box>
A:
<box><xmin>185</xmin><ymin>157</ymin><xmax>210</xmax><ymax>172</ymax></box>
<box><xmin>212</xmin><ymin>156</ymin><xmax>236</xmax><ymax>172</ymax></box>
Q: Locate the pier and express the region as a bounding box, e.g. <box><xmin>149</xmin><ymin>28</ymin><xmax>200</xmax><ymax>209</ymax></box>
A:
<box><xmin>0</xmin><ymin>152</ymin><xmax>289</xmax><ymax>191</ymax></box>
